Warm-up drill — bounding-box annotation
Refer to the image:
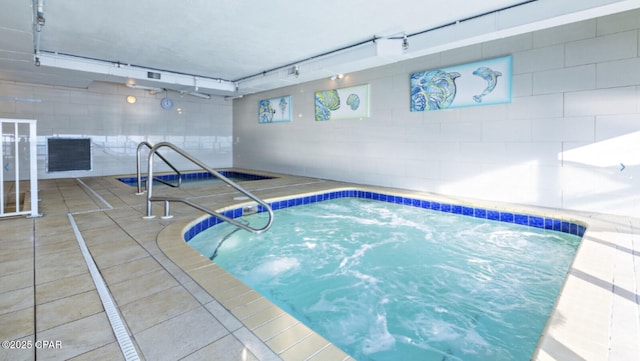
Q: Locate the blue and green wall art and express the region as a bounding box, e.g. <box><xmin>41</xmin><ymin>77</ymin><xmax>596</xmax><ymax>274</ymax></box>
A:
<box><xmin>410</xmin><ymin>55</ymin><xmax>512</xmax><ymax>112</ymax></box>
<box><xmin>258</xmin><ymin>95</ymin><xmax>292</xmax><ymax>123</ymax></box>
<box><xmin>315</xmin><ymin>84</ymin><xmax>370</xmax><ymax>121</ymax></box>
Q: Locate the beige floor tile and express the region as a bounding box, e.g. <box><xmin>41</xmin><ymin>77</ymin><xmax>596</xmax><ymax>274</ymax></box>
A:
<box><xmin>33</xmin><ymin>213</ymin><xmax>71</xmax><ymax>228</ymax></box>
<box><xmin>118</xmin><ymin>221</ymin><xmax>165</xmax><ymax>242</ymax></box>
<box><xmin>34</xmin><ymin>229</ymin><xmax>75</xmax><ymax>245</ymax></box>
<box><xmin>0</xmin><ymin>270</ymin><xmax>32</xmax><ymax>293</ymax></box>
<box><xmin>71</xmin><ymin>212</ymin><xmax>117</xmax><ymax>231</ymax></box>
<box><xmin>0</xmin><ymin>287</ymin><xmax>33</xmax><ymax>316</ymax></box>
<box><xmin>105</xmin><ymin>207</ymin><xmax>144</xmax><ymax>221</ymax></box>
<box><xmin>307</xmin><ymin>345</ymin><xmax>351</xmax><ymax>361</ymax></box>
<box><xmin>35</xmin><ymin>273</ymin><xmax>94</xmax><ymax>305</ymax></box>
<box><xmin>34</xmin><ymin>249</ymin><xmax>88</xmax><ymax>285</ymax></box>
<box><xmin>279</xmin><ymin>333</ymin><xmax>330</xmax><ymax>361</ymax></box>
<box><xmin>154</xmin><ymin>260</ymin><xmax>192</xmax><ymax>285</ymax></box>
<box><xmin>185</xmin><ymin>262</ymin><xmax>227</xmax><ymax>280</ymax></box>
<box><xmin>35</xmin><ymin>312</ymin><xmax>115</xmax><ymax>361</ymax></box>
<box><xmin>0</xmin><ymin>256</ymin><xmax>32</xmax><ymax>277</ymax></box>
<box><xmin>181</xmin><ymin>280</ymin><xmax>213</xmax><ymax>304</ymax></box>
<box><xmin>266</xmin><ymin>323</ymin><xmax>313</xmax><ymax>355</ymax></box>
<box><xmin>181</xmin><ymin>334</ymin><xmax>259</xmax><ymax>361</ymax></box>
<box><xmin>100</xmin><ymin>256</ymin><xmax>163</xmax><ymax>285</ymax></box>
<box><xmin>0</xmin><ymin>307</ymin><xmax>33</xmax><ymax>340</ymax></box>
<box><xmin>233</xmin><ymin>327</ymin><xmax>284</xmax><ymax>361</ymax></box>
<box><xmin>229</xmin><ymin>296</ymin><xmax>274</xmax><ymax>321</ymax></box>
<box><xmin>0</xmin><ymin>334</ymin><xmax>35</xmax><ymax>361</ymax></box>
<box><xmin>119</xmin><ymin>285</ymin><xmax>199</xmax><ymax>334</ymax></box>
<box><xmin>36</xmin><ymin>290</ymin><xmax>103</xmax><ymax>332</ymax></box>
<box><xmin>67</xmin><ymin>341</ymin><xmax>125</xmax><ymax>361</ymax></box>
<box><xmin>203</xmin><ymin>300</ymin><xmax>244</xmax><ymax>332</ymax></box>
<box><xmin>135</xmin><ymin>307</ymin><xmax>228</xmax><ymax>361</ymax></box>
<box><xmin>253</xmin><ymin>314</ymin><xmax>300</xmax><ymax>341</ymax></box>
<box><xmin>0</xmin><ymin>235</ymin><xmax>33</xmax><ymax>252</ymax></box>
<box><xmin>0</xmin><ymin>247</ymin><xmax>32</xmax><ymax>263</ymax></box>
<box><xmin>206</xmin><ymin>278</ymin><xmax>255</xmax><ymax>304</ymax></box>
<box><xmin>32</xmin><ymin>222</ymin><xmax>71</xmax><ymax>240</ymax></box>
<box><xmin>35</xmin><ymin>237</ymin><xmax>80</xmax><ymax>256</ymax></box>
<box><xmin>75</xmin><ymin>224</ymin><xmax>129</xmax><ymax>246</ymax></box>
<box><xmin>239</xmin><ymin>303</ymin><xmax>286</xmax><ymax>330</ymax></box>
<box><xmin>89</xmin><ymin>239</ymin><xmax>149</xmax><ymax>269</ymax></box>
<box><xmin>33</xmin><ymin>214</ymin><xmax>73</xmax><ymax>237</ymax></box>
<box><xmin>0</xmin><ymin>219</ymin><xmax>33</xmax><ymax>242</ymax></box>
<box><xmin>64</xmin><ymin>203</ymin><xmax>102</xmax><ymax>214</ymax></box>
<box><xmin>109</xmin><ymin>270</ymin><xmax>179</xmax><ymax>306</ymax></box>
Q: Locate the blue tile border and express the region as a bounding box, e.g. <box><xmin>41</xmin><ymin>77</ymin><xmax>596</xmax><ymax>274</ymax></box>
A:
<box><xmin>184</xmin><ymin>189</ymin><xmax>587</xmax><ymax>242</ymax></box>
<box><xmin>117</xmin><ymin>170</ymin><xmax>273</xmax><ymax>186</ymax></box>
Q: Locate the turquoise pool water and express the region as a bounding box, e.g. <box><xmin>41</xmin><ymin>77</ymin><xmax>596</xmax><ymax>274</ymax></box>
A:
<box><xmin>188</xmin><ymin>198</ymin><xmax>581</xmax><ymax>360</ymax></box>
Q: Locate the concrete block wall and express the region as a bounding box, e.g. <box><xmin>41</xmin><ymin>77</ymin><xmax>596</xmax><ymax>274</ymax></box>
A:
<box><xmin>233</xmin><ymin>9</ymin><xmax>640</xmax><ymax>217</ymax></box>
<box><xmin>0</xmin><ymin>81</ymin><xmax>233</xmax><ymax>179</ymax></box>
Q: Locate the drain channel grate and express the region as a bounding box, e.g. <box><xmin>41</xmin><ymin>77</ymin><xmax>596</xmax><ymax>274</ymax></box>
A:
<box><xmin>68</xmin><ymin>214</ymin><xmax>140</xmax><ymax>361</ymax></box>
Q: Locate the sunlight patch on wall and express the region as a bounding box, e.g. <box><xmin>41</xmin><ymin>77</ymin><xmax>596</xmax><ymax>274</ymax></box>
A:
<box><xmin>559</xmin><ymin>131</ymin><xmax>640</xmax><ymax>168</ymax></box>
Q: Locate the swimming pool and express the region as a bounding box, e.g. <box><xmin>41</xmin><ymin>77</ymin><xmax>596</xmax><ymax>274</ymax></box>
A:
<box><xmin>117</xmin><ymin>170</ymin><xmax>274</xmax><ymax>188</ymax></box>
<box><xmin>186</xmin><ymin>191</ymin><xmax>583</xmax><ymax>361</ymax></box>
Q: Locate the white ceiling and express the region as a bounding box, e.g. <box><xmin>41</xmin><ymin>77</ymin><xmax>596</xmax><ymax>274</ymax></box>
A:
<box><xmin>1</xmin><ymin>0</ymin><xmax>639</xmax><ymax>97</ymax></box>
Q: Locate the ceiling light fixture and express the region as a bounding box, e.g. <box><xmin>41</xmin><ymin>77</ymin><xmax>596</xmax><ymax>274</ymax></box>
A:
<box><xmin>180</xmin><ymin>90</ymin><xmax>211</xmax><ymax>99</ymax></box>
<box><xmin>125</xmin><ymin>83</ymin><xmax>164</xmax><ymax>93</ymax></box>
<box><xmin>287</xmin><ymin>65</ymin><xmax>299</xmax><ymax>77</ymax></box>
<box><xmin>330</xmin><ymin>74</ymin><xmax>344</xmax><ymax>81</ymax></box>
<box><xmin>188</xmin><ymin>92</ymin><xmax>211</xmax><ymax>99</ymax></box>
<box><xmin>33</xmin><ymin>0</ymin><xmax>45</xmax><ymax>67</ymax></box>
<box><xmin>126</xmin><ymin>95</ymin><xmax>137</xmax><ymax>104</ymax></box>
<box><xmin>36</xmin><ymin>0</ymin><xmax>45</xmax><ymax>27</ymax></box>
<box><xmin>402</xmin><ymin>34</ymin><xmax>409</xmax><ymax>51</ymax></box>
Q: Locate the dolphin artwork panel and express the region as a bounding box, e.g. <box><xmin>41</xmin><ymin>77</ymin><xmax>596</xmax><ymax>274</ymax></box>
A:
<box><xmin>410</xmin><ymin>55</ymin><xmax>512</xmax><ymax>112</ymax></box>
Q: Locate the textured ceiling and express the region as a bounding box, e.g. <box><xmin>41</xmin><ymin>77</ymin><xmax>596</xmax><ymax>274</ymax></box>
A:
<box><xmin>37</xmin><ymin>0</ymin><xmax>524</xmax><ymax>80</ymax></box>
<box><xmin>1</xmin><ymin>0</ymin><xmax>639</xmax><ymax>97</ymax></box>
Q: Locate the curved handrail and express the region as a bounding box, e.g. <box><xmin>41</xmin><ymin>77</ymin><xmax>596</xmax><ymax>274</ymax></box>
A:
<box><xmin>144</xmin><ymin>142</ymin><xmax>274</xmax><ymax>234</ymax></box>
<box><xmin>136</xmin><ymin>141</ymin><xmax>182</xmax><ymax>194</ymax></box>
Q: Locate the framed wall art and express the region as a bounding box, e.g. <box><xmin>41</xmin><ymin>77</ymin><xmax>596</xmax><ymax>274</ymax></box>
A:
<box><xmin>258</xmin><ymin>96</ymin><xmax>292</xmax><ymax>123</ymax></box>
<box><xmin>410</xmin><ymin>55</ymin><xmax>512</xmax><ymax>112</ymax></box>
<box><xmin>315</xmin><ymin>84</ymin><xmax>370</xmax><ymax>121</ymax></box>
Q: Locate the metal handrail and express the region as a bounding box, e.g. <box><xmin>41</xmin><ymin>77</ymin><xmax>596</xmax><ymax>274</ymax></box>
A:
<box><xmin>143</xmin><ymin>142</ymin><xmax>274</xmax><ymax>234</ymax></box>
<box><xmin>210</xmin><ymin>224</ymin><xmax>245</xmax><ymax>260</ymax></box>
<box><xmin>136</xmin><ymin>141</ymin><xmax>183</xmax><ymax>194</ymax></box>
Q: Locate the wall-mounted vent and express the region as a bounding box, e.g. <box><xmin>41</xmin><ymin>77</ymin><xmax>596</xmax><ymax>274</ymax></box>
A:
<box><xmin>47</xmin><ymin>138</ymin><xmax>92</xmax><ymax>172</ymax></box>
<box><xmin>147</xmin><ymin>71</ymin><xmax>161</xmax><ymax>80</ymax></box>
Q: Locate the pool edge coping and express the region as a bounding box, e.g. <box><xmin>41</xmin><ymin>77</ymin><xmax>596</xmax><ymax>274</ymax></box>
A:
<box><xmin>183</xmin><ymin>187</ymin><xmax>588</xmax><ymax>242</ymax></box>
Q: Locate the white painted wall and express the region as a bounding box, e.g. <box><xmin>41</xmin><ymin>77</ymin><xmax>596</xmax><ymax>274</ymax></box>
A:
<box><xmin>0</xmin><ymin>81</ymin><xmax>233</xmax><ymax>178</ymax></box>
<box><xmin>234</xmin><ymin>9</ymin><xmax>640</xmax><ymax>217</ymax></box>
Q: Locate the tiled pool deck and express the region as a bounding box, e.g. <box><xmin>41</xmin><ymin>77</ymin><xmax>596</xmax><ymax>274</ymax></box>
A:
<box><xmin>0</xmin><ymin>170</ymin><xmax>638</xmax><ymax>360</ymax></box>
